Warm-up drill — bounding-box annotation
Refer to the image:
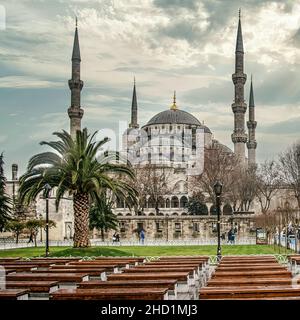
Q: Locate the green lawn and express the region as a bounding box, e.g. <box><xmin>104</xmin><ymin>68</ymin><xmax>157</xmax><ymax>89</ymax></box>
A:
<box><xmin>0</xmin><ymin>245</ymin><xmax>293</xmax><ymax>258</ymax></box>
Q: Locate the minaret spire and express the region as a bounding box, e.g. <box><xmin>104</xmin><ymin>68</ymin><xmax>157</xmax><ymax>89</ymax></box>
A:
<box><xmin>231</xmin><ymin>9</ymin><xmax>247</xmax><ymax>163</ymax></box>
<box><xmin>129</xmin><ymin>77</ymin><xmax>139</xmax><ymax>128</ymax></box>
<box><xmin>247</xmin><ymin>75</ymin><xmax>257</xmax><ymax>167</ymax></box>
<box><xmin>68</xmin><ymin>17</ymin><xmax>84</xmax><ymax>138</ymax></box>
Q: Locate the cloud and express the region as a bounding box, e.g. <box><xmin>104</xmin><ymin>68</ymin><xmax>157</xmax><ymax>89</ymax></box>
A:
<box><xmin>0</xmin><ymin>76</ymin><xmax>63</xmax><ymax>88</ymax></box>
<box><xmin>0</xmin><ymin>0</ymin><xmax>300</xmax><ymax>174</ymax></box>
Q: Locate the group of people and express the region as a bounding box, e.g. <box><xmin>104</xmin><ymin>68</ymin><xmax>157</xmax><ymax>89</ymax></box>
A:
<box><xmin>221</xmin><ymin>227</ymin><xmax>237</xmax><ymax>244</ymax></box>
<box><xmin>112</xmin><ymin>233</ymin><xmax>120</xmax><ymax>242</ymax></box>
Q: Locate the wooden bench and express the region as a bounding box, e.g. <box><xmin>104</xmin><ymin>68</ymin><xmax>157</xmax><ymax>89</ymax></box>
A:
<box><xmin>1</xmin><ymin>264</ymin><xmax>38</xmax><ymax>272</ymax></box>
<box><xmin>107</xmin><ymin>271</ymin><xmax>193</xmax><ymax>299</ymax></box>
<box><xmin>199</xmin><ymin>286</ymin><xmax>300</xmax><ymax>299</ymax></box>
<box><xmin>78</xmin><ymin>279</ymin><xmax>178</xmax><ymax>299</ymax></box>
<box><xmin>0</xmin><ymin>289</ymin><xmax>29</xmax><ymax>300</ymax></box>
<box><xmin>6</xmin><ymin>272</ymin><xmax>89</xmax><ymax>289</ymax></box>
<box><xmin>207</xmin><ymin>278</ymin><xmax>300</xmax><ymax>287</ymax></box>
<box><xmin>31</xmin><ymin>268</ymin><xmax>107</xmax><ymax>278</ymax></box>
<box><xmin>0</xmin><ymin>257</ymin><xmax>21</xmax><ymax>262</ymax></box>
<box><xmin>5</xmin><ymin>281</ymin><xmax>59</xmax><ymax>293</ymax></box>
<box><xmin>216</xmin><ymin>265</ymin><xmax>286</xmax><ymax>271</ymax></box>
<box><xmin>211</xmin><ymin>270</ymin><xmax>292</xmax><ymax>279</ymax></box>
<box><xmin>64</xmin><ymin>264</ymin><xmax>118</xmax><ymax>273</ymax></box>
<box><xmin>122</xmin><ymin>266</ymin><xmax>199</xmax><ymax>284</ymax></box>
<box><xmin>50</xmin><ymin>287</ymin><xmax>168</xmax><ymax>300</ymax></box>
<box><xmin>78</xmin><ymin>279</ymin><xmax>177</xmax><ymax>291</ymax></box>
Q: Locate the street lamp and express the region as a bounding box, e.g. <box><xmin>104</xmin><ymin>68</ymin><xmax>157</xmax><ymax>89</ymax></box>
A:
<box><xmin>214</xmin><ymin>181</ymin><xmax>223</xmax><ymax>262</ymax></box>
<box><xmin>297</xmin><ymin>152</ymin><xmax>300</xmax><ymax>253</ymax></box>
<box><xmin>39</xmin><ymin>213</ymin><xmax>43</xmax><ymax>242</ymax></box>
<box><xmin>277</xmin><ymin>206</ymin><xmax>282</xmax><ymax>254</ymax></box>
<box><xmin>166</xmin><ymin>213</ymin><xmax>169</xmax><ymax>242</ymax></box>
<box><xmin>43</xmin><ymin>183</ymin><xmax>52</xmax><ymax>257</ymax></box>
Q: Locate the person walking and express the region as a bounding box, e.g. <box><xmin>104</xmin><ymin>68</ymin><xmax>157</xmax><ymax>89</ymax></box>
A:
<box><xmin>140</xmin><ymin>229</ymin><xmax>145</xmax><ymax>245</ymax></box>
<box><xmin>227</xmin><ymin>230</ymin><xmax>232</xmax><ymax>244</ymax></box>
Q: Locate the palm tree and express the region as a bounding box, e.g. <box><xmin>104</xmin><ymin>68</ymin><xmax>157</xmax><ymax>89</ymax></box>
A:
<box><xmin>89</xmin><ymin>193</ymin><xmax>118</xmax><ymax>241</ymax></box>
<box><xmin>0</xmin><ymin>153</ymin><xmax>12</xmax><ymax>231</ymax></box>
<box><xmin>19</xmin><ymin>129</ymin><xmax>137</xmax><ymax>247</ymax></box>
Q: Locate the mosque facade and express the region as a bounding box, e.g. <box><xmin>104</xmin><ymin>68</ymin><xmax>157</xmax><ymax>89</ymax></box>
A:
<box><xmin>4</xmin><ymin>13</ymin><xmax>265</xmax><ymax>242</ymax></box>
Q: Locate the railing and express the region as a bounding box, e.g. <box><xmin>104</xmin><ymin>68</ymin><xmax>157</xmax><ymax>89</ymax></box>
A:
<box><xmin>274</xmin><ymin>235</ymin><xmax>298</xmax><ymax>252</ymax></box>
<box><xmin>0</xmin><ymin>237</ymin><xmax>256</xmax><ymax>250</ymax></box>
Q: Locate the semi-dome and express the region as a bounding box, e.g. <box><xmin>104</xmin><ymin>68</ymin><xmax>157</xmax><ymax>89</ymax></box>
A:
<box><xmin>144</xmin><ymin>109</ymin><xmax>211</xmax><ymax>133</ymax></box>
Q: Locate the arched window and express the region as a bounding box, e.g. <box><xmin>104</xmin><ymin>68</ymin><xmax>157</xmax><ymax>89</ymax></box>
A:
<box><xmin>171</xmin><ymin>196</ymin><xmax>179</xmax><ymax>208</ymax></box>
<box><xmin>158</xmin><ymin>196</ymin><xmax>165</xmax><ymax>208</ymax></box>
<box><xmin>172</xmin><ymin>212</ymin><xmax>178</xmax><ymax>216</ymax></box>
<box><xmin>223</xmin><ymin>203</ymin><xmax>233</xmax><ymax>215</ymax></box>
<box><xmin>148</xmin><ymin>212</ymin><xmax>155</xmax><ymax>216</ymax></box>
<box><xmin>198</xmin><ymin>204</ymin><xmax>209</xmax><ymax>215</ymax></box>
<box><xmin>166</xmin><ymin>198</ymin><xmax>170</xmax><ymax>208</ymax></box>
<box><xmin>180</xmin><ymin>196</ymin><xmax>188</xmax><ymax>208</ymax></box>
<box><xmin>210</xmin><ymin>205</ymin><xmax>217</xmax><ymax>215</ymax></box>
<box><xmin>116</xmin><ymin>198</ymin><xmax>124</xmax><ymax>208</ymax></box>
<box><xmin>148</xmin><ymin>197</ymin><xmax>155</xmax><ymax>208</ymax></box>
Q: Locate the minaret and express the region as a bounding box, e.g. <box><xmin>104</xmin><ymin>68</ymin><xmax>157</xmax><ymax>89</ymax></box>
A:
<box><xmin>129</xmin><ymin>77</ymin><xmax>139</xmax><ymax>128</ymax></box>
<box><xmin>231</xmin><ymin>9</ymin><xmax>247</xmax><ymax>163</ymax></box>
<box><xmin>68</xmin><ymin>18</ymin><xmax>84</xmax><ymax>138</ymax></box>
<box><xmin>247</xmin><ymin>76</ymin><xmax>257</xmax><ymax>167</ymax></box>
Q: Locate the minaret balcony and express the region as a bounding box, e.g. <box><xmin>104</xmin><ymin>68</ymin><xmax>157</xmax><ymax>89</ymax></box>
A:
<box><xmin>231</xmin><ymin>132</ymin><xmax>247</xmax><ymax>143</ymax></box>
<box><xmin>68</xmin><ymin>79</ymin><xmax>84</xmax><ymax>90</ymax></box>
<box><xmin>247</xmin><ymin>121</ymin><xmax>257</xmax><ymax>129</ymax></box>
<box><xmin>231</xmin><ymin>102</ymin><xmax>247</xmax><ymax>113</ymax></box>
<box><xmin>247</xmin><ymin>141</ymin><xmax>257</xmax><ymax>149</ymax></box>
<box><xmin>232</xmin><ymin>73</ymin><xmax>247</xmax><ymax>84</ymax></box>
<box><xmin>68</xmin><ymin>106</ymin><xmax>84</xmax><ymax>119</ymax></box>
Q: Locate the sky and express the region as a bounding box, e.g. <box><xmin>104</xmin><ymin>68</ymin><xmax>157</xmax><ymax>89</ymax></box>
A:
<box><xmin>0</xmin><ymin>0</ymin><xmax>300</xmax><ymax>176</ymax></box>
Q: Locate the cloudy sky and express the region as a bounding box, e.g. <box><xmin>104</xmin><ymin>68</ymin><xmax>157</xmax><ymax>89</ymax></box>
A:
<box><xmin>0</xmin><ymin>0</ymin><xmax>300</xmax><ymax>176</ymax></box>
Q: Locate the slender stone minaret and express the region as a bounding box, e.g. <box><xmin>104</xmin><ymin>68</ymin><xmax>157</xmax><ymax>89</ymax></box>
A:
<box><xmin>231</xmin><ymin>9</ymin><xmax>247</xmax><ymax>163</ymax></box>
<box><xmin>247</xmin><ymin>76</ymin><xmax>257</xmax><ymax>167</ymax></box>
<box><xmin>129</xmin><ymin>77</ymin><xmax>139</xmax><ymax>128</ymax></box>
<box><xmin>68</xmin><ymin>18</ymin><xmax>84</xmax><ymax>138</ymax></box>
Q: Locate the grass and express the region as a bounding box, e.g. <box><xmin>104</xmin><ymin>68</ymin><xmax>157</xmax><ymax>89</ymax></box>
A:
<box><xmin>0</xmin><ymin>244</ymin><xmax>294</xmax><ymax>258</ymax></box>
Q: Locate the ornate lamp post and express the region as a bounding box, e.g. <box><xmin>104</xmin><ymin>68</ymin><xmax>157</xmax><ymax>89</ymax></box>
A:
<box><xmin>166</xmin><ymin>213</ymin><xmax>169</xmax><ymax>242</ymax></box>
<box><xmin>297</xmin><ymin>152</ymin><xmax>300</xmax><ymax>253</ymax></box>
<box><xmin>214</xmin><ymin>181</ymin><xmax>223</xmax><ymax>262</ymax></box>
<box><xmin>43</xmin><ymin>184</ymin><xmax>52</xmax><ymax>257</ymax></box>
<box><xmin>277</xmin><ymin>206</ymin><xmax>282</xmax><ymax>254</ymax></box>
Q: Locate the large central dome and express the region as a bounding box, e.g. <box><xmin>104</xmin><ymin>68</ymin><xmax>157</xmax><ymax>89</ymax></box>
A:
<box><xmin>144</xmin><ymin>108</ymin><xmax>211</xmax><ymax>133</ymax></box>
<box><xmin>146</xmin><ymin>109</ymin><xmax>201</xmax><ymax>126</ymax></box>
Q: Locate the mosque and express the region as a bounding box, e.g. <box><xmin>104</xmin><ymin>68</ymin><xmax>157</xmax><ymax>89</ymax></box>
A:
<box><xmin>5</xmin><ymin>13</ymin><xmax>262</xmax><ymax>242</ymax></box>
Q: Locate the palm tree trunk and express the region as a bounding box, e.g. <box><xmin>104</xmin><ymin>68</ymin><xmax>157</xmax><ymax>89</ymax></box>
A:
<box><xmin>73</xmin><ymin>192</ymin><xmax>90</xmax><ymax>247</ymax></box>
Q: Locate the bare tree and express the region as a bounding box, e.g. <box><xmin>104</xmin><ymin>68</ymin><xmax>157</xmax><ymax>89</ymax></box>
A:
<box><xmin>143</xmin><ymin>165</ymin><xmax>171</xmax><ymax>215</ymax></box>
<box><xmin>255</xmin><ymin>160</ymin><xmax>281</xmax><ymax>215</ymax></box>
<box><xmin>279</xmin><ymin>141</ymin><xmax>300</xmax><ymax>211</ymax></box>
<box><xmin>124</xmin><ymin>164</ymin><xmax>171</xmax><ymax>215</ymax></box>
<box><xmin>227</xmin><ymin>165</ymin><xmax>257</xmax><ymax>211</ymax></box>
<box><xmin>254</xmin><ymin>209</ymin><xmax>277</xmax><ymax>244</ymax></box>
<box><xmin>191</xmin><ymin>144</ymin><xmax>240</xmax><ymax>204</ymax></box>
